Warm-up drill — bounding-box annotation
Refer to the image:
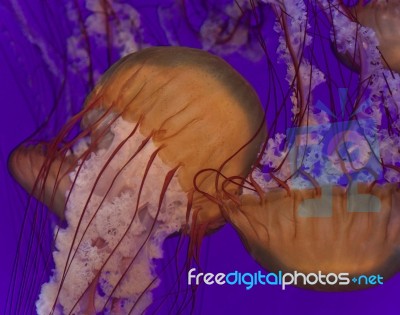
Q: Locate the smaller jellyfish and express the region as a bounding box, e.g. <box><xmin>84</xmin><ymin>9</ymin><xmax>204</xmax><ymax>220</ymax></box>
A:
<box><xmin>8</xmin><ymin>47</ymin><xmax>265</xmax><ymax>314</ymax></box>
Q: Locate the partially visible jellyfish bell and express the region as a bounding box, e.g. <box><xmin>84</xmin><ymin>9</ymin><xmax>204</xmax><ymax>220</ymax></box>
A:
<box><xmin>225</xmin><ymin>184</ymin><xmax>400</xmax><ymax>290</ymax></box>
<box><xmin>350</xmin><ymin>0</ymin><xmax>400</xmax><ymax>72</ymax></box>
<box><xmin>8</xmin><ymin>46</ymin><xmax>265</xmax><ymax>314</ymax></box>
<box><xmin>334</xmin><ymin>0</ymin><xmax>400</xmax><ymax>73</ymax></box>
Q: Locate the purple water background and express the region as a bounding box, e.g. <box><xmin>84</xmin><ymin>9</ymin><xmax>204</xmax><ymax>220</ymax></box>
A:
<box><xmin>1</xmin><ymin>1</ymin><xmax>400</xmax><ymax>314</ymax></box>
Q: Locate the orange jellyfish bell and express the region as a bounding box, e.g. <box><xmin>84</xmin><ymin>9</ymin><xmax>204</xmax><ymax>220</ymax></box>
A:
<box><xmin>8</xmin><ymin>46</ymin><xmax>265</xmax><ymax>314</ymax></box>
<box><xmin>82</xmin><ymin>46</ymin><xmax>266</xmax><ymax>229</ymax></box>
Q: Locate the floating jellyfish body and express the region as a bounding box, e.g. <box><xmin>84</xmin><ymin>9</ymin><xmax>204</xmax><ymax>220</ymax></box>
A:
<box><xmin>220</xmin><ymin>0</ymin><xmax>400</xmax><ymax>290</ymax></box>
<box><xmin>8</xmin><ymin>47</ymin><xmax>265</xmax><ymax>314</ymax></box>
<box><xmin>226</xmin><ymin>184</ymin><xmax>400</xmax><ymax>290</ymax></box>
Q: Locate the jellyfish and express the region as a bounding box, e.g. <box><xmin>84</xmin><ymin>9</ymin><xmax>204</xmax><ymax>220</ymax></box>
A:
<box><xmin>218</xmin><ymin>0</ymin><xmax>400</xmax><ymax>290</ymax></box>
<box><xmin>8</xmin><ymin>46</ymin><xmax>265</xmax><ymax>314</ymax></box>
<box><xmin>5</xmin><ymin>0</ymin><xmax>400</xmax><ymax>314</ymax></box>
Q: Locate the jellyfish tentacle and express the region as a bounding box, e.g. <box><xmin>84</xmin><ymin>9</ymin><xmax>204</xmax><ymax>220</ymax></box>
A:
<box><xmin>52</xmin><ymin>122</ymin><xmax>145</xmax><ymax>314</ymax></box>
